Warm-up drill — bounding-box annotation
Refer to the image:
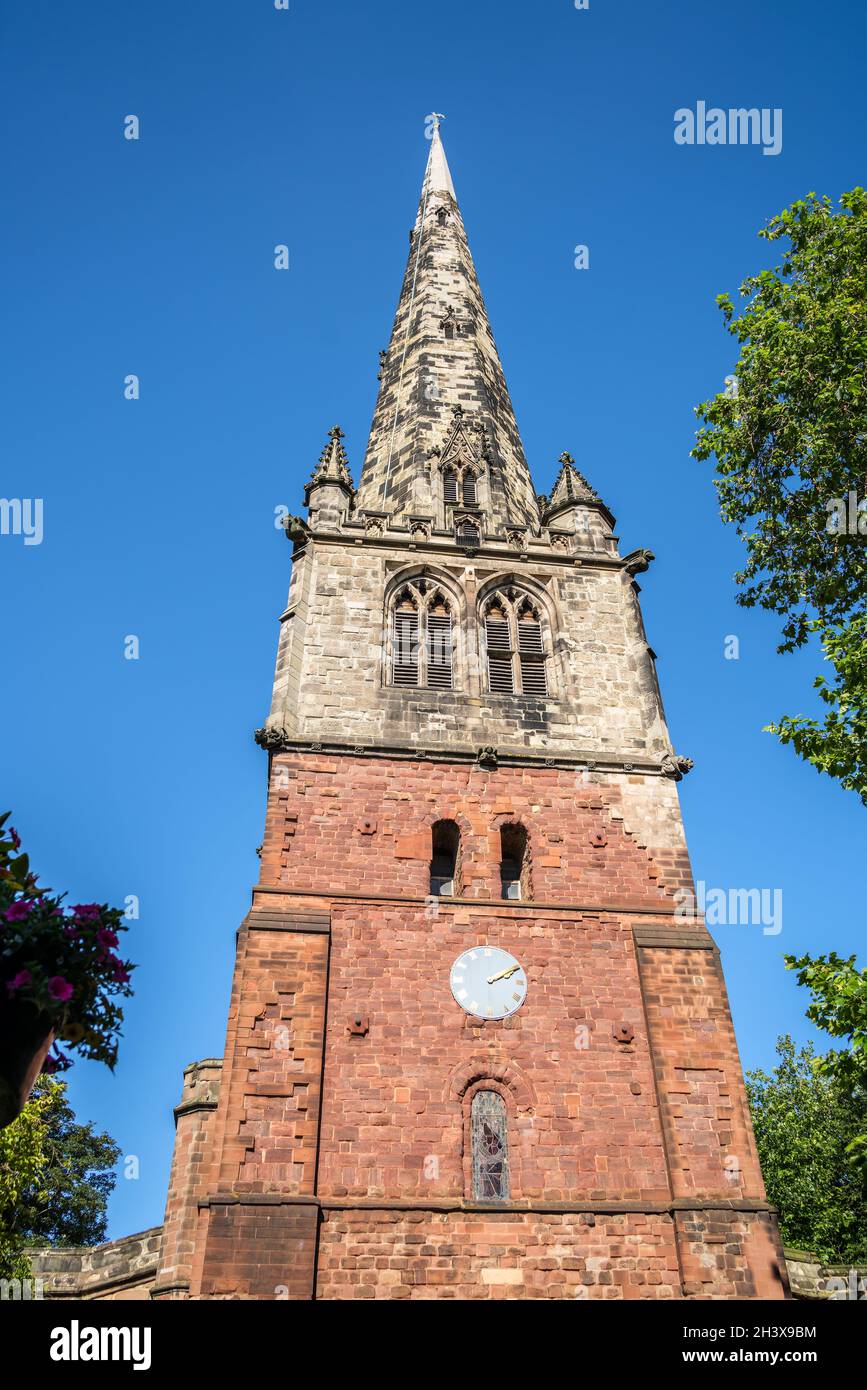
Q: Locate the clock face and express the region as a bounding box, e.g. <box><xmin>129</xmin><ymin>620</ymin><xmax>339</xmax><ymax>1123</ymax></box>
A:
<box><xmin>450</xmin><ymin>946</ymin><xmax>527</xmax><ymax>1020</ymax></box>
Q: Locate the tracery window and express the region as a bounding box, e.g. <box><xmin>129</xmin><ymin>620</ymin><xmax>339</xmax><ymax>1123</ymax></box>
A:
<box><xmin>482</xmin><ymin>590</ymin><xmax>549</xmax><ymax>697</ymax></box>
<box><xmin>390</xmin><ymin>580</ymin><xmax>455</xmax><ymax>690</ymax></box>
<box><xmin>471</xmin><ymin>1090</ymin><xmax>510</xmax><ymax>1200</ymax></box>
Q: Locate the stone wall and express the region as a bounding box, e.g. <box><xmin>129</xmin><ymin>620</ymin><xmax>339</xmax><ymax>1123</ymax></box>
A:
<box><xmin>28</xmin><ymin>1228</ymin><xmax>161</xmax><ymax>1301</ymax></box>
<box><xmin>180</xmin><ymin>747</ymin><xmax>786</xmax><ymax>1299</ymax></box>
<box><xmin>784</xmin><ymin>1248</ymin><xmax>867</xmax><ymax>1300</ymax></box>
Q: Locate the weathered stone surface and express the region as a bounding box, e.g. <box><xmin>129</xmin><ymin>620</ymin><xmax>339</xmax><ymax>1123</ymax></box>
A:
<box><xmin>28</xmin><ymin>1229</ymin><xmax>161</xmax><ymax>1301</ymax></box>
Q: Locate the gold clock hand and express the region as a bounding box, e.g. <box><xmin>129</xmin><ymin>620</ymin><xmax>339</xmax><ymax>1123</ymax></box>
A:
<box><xmin>487</xmin><ymin>965</ymin><xmax>520</xmax><ymax>984</ymax></box>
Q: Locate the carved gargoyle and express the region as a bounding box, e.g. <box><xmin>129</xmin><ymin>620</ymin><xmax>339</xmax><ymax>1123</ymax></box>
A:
<box><xmin>283</xmin><ymin>514</ymin><xmax>311</xmax><ymax>547</ymax></box>
<box><xmin>623</xmin><ymin>548</ymin><xmax>656</xmax><ymax>576</ymax></box>
<box><xmin>254</xmin><ymin>725</ymin><xmax>289</xmax><ymax>752</ymax></box>
<box><xmin>477</xmin><ymin>746</ymin><xmax>499</xmax><ymax>769</ymax></box>
<box><xmin>660</xmin><ymin>753</ymin><xmax>694</xmax><ymax>781</ymax></box>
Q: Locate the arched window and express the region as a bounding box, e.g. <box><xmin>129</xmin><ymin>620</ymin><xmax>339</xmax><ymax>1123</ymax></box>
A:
<box><xmin>389</xmin><ymin>582</ymin><xmax>454</xmax><ymax>690</ymax></box>
<box><xmin>456</xmin><ymin>518</ymin><xmax>480</xmax><ymax>546</ymax></box>
<box><xmin>499</xmin><ymin>824</ymin><xmax>529</xmax><ymax>900</ymax></box>
<box><xmin>462</xmin><ymin>473</ymin><xmax>477</xmax><ymax>507</ymax></box>
<box><xmin>430</xmin><ymin>819</ymin><xmax>460</xmax><ymax>897</ymax></box>
<box><xmin>471</xmin><ymin>1091</ymin><xmax>510</xmax><ymax>1200</ymax></box>
<box><xmin>443</xmin><ymin>470</ymin><xmax>458</xmax><ymax>506</ymax></box>
<box><xmin>482</xmin><ymin>590</ymin><xmax>549</xmax><ymax>697</ymax></box>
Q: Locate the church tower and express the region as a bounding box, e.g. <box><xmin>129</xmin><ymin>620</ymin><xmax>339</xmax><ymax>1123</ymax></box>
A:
<box><xmin>153</xmin><ymin>124</ymin><xmax>788</xmax><ymax>1300</ymax></box>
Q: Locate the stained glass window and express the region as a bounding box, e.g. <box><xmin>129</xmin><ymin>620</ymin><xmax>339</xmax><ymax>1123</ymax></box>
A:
<box><xmin>471</xmin><ymin>1090</ymin><xmax>510</xmax><ymax>1200</ymax></box>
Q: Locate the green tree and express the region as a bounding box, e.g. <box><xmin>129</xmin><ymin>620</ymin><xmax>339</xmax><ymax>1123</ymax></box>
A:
<box><xmin>15</xmin><ymin>1079</ymin><xmax>121</xmax><ymax>1246</ymax></box>
<box><xmin>693</xmin><ymin>188</ymin><xmax>867</xmax><ymax>803</ymax></box>
<box><xmin>747</xmin><ymin>1036</ymin><xmax>867</xmax><ymax>1263</ymax></box>
<box><xmin>785</xmin><ymin>951</ymin><xmax>867</xmax><ymax>1169</ymax></box>
<box><xmin>0</xmin><ymin>1085</ymin><xmax>51</xmax><ymax>1280</ymax></box>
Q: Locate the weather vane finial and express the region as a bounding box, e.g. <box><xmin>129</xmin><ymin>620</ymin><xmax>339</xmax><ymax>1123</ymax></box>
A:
<box><xmin>426</xmin><ymin>111</ymin><xmax>446</xmax><ymax>137</ymax></box>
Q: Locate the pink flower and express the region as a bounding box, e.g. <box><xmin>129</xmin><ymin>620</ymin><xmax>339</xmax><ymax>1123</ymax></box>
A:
<box><xmin>110</xmin><ymin>962</ymin><xmax>131</xmax><ymax>985</ymax></box>
<box><xmin>6</xmin><ymin>969</ymin><xmax>32</xmax><ymax>995</ymax></box>
<box><xmin>71</xmin><ymin>903</ymin><xmax>101</xmax><ymax>920</ymax></box>
<box><xmin>5</xmin><ymin>899</ymin><xmax>33</xmax><ymax>922</ymax></box>
<box><xmin>9</xmin><ymin>828</ymin><xmax>20</xmax><ymax>850</ymax></box>
<box><xmin>97</xmin><ymin>927</ymin><xmax>119</xmax><ymax>951</ymax></box>
<box><xmin>47</xmin><ymin>975</ymin><xmax>74</xmax><ymax>1002</ymax></box>
<box><xmin>42</xmin><ymin>1046</ymin><xmax>71</xmax><ymax>1075</ymax></box>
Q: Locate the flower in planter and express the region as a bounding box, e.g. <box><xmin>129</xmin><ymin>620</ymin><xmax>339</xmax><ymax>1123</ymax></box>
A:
<box><xmin>0</xmin><ymin>812</ymin><xmax>136</xmax><ymax>1078</ymax></box>
<box><xmin>41</xmin><ymin>1044</ymin><xmax>71</xmax><ymax>1074</ymax></box>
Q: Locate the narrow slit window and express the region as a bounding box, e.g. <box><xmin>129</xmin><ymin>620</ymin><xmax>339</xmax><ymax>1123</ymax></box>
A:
<box><xmin>471</xmin><ymin>1091</ymin><xmax>510</xmax><ymax>1200</ymax></box>
<box><xmin>462</xmin><ymin>474</ymin><xmax>477</xmax><ymax>507</ymax></box>
<box><xmin>443</xmin><ymin>471</ymin><xmax>458</xmax><ymax>506</ymax></box>
<box><xmin>430</xmin><ymin>819</ymin><xmax>460</xmax><ymax>897</ymax></box>
<box><xmin>500</xmin><ymin>824</ymin><xmax>528</xmax><ymax>900</ymax></box>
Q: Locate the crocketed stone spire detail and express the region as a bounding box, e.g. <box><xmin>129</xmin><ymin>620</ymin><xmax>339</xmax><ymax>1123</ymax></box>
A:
<box><xmin>540</xmin><ymin>452</ymin><xmax>604</xmax><ymax>523</ymax></box>
<box><xmin>305</xmin><ymin>425</ymin><xmax>355</xmax><ymax>504</ymax></box>
<box><xmin>354</xmin><ymin>125</ymin><xmax>540</xmax><ymax>534</ymax></box>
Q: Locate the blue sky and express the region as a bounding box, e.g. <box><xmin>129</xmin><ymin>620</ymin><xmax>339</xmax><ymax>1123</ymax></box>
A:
<box><xmin>2</xmin><ymin>0</ymin><xmax>864</xmax><ymax>1239</ymax></box>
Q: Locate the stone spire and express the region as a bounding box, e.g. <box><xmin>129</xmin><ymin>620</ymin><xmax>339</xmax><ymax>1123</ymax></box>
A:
<box><xmin>354</xmin><ymin>123</ymin><xmax>540</xmax><ymax>535</ymax></box>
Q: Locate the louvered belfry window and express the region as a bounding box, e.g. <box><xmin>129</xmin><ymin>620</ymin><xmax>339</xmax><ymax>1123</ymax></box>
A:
<box><xmin>390</xmin><ymin>583</ymin><xmax>454</xmax><ymax>691</ymax></box>
<box><xmin>456</xmin><ymin>519</ymin><xmax>480</xmax><ymax>546</ymax></box>
<box><xmin>443</xmin><ymin>471</ymin><xmax>458</xmax><ymax>506</ymax></box>
<box><xmin>462</xmin><ymin>473</ymin><xmax>477</xmax><ymax>507</ymax></box>
<box><xmin>393</xmin><ymin>597</ymin><xmax>420</xmax><ymax>687</ymax></box>
<box><xmin>427</xmin><ymin>601</ymin><xmax>453</xmax><ymax>690</ymax></box>
<box><xmin>483</xmin><ymin>592</ymin><xmax>549</xmax><ymax>697</ymax></box>
<box><xmin>517</xmin><ymin>604</ymin><xmax>548</xmax><ymax>696</ymax></box>
<box><xmin>471</xmin><ymin>1091</ymin><xmax>510</xmax><ymax>1201</ymax></box>
<box><xmin>485</xmin><ymin>604</ymin><xmax>514</xmax><ymax>694</ymax></box>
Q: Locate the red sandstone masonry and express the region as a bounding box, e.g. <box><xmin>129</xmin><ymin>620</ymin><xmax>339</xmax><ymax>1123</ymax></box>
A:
<box><xmin>152</xmin><ymin>1060</ymin><xmax>222</xmax><ymax>1299</ymax></box>
<box><xmin>259</xmin><ymin>755</ymin><xmax>694</xmax><ymax>903</ymax></box>
<box><xmin>182</xmin><ymin>751</ymin><xmax>786</xmax><ymax>1299</ymax></box>
<box><xmin>317</xmin><ymin>1210</ymin><xmax>683</xmax><ymax>1301</ymax></box>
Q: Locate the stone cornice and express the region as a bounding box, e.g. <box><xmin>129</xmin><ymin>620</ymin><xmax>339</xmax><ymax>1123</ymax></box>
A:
<box><xmin>197</xmin><ymin>1193</ymin><xmax>776</xmax><ymax>1216</ymax></box>
<box><xmin>250</xmin><ymin>885</ymin><xmax>697</xmax><ymax>921</ymax></box>
<box><xmin>302</xmin><ymin>525</ymin><xmax>630</xmax><ymax>571</ymax></box>
<box><xmin>253</xmin><ymin>730</ymin><xmax>691</xmax><ymax>781</ymax></box>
